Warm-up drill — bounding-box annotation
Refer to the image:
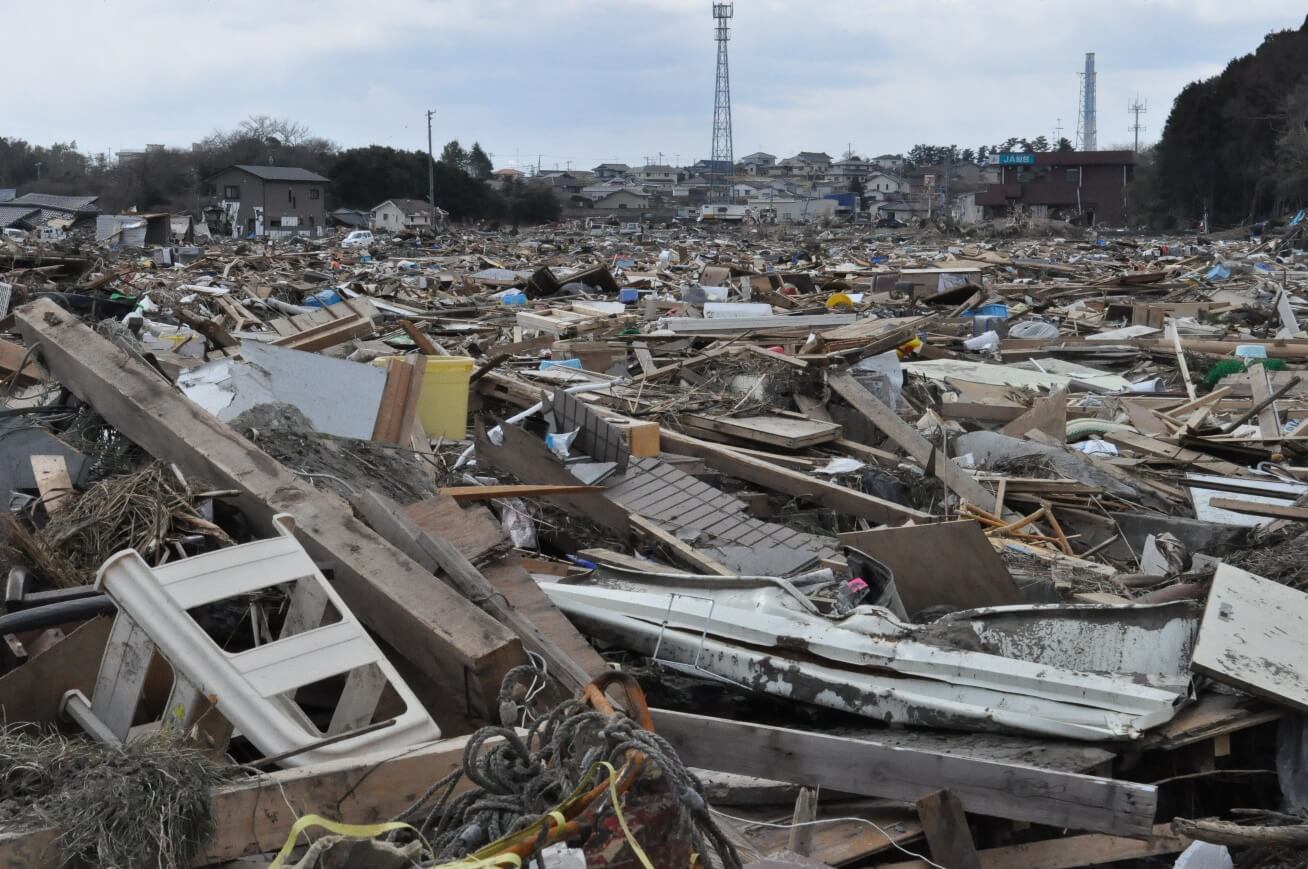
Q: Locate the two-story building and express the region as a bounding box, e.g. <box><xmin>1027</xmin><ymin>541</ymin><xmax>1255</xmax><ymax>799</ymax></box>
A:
<box><xmin>592</xmin><ymin>163</ymin><xmax>632</xmax><ymax>180</ymax></box>
<box><xmin>636</xmin><ymin>165</ymin><xmax>684</xmax><ymax>187</ymax></box>
<box><xmin>974</xmin><ymin>151</ymin><xmax>1136</xmax><ymax>225</ymax></box>
<box><xmin>205</xmin><ymin>164</ymin><xmax>330</xmax><ymax>237</ymax></box>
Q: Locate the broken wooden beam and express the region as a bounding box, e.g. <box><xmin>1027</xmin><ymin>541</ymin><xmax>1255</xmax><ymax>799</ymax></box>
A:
<box><xmin>15</xmin><ymin>299</ymin><xmax>523</xmax><ymax>721</ymax></box>
<box><xmin>350</xmin><ymin>489</ymin><xmax>605</xmax><ymax>695</ymax></box>
<box><xmin>878</xmin><ymin>823</ymin><xmax>1191</xmax><ymax>869</ymax></box>
<box><xmin>650</xmin><ymin>710</ymin><xmax>1158</xmax><ymax>838</ymax></box>
<box><xmin>827</xmin><ymin>371</ymin><xmax>998</xmax><ymax>510</ymax></box>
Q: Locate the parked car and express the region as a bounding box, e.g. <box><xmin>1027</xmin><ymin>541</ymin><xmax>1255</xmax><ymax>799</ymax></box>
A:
<box><xmin>341</xmin><ymin>230</ymin><xmax>374</xmax><ymax>248</ymax></box>
<box><xmin>619</xmin><ymin>222</ymin><xmax>642</xmax><ymax>236</ymax></box>
<box><xmin>876</xmin><ymin>216</ymin><xmax>905</xmax><ymax>228</ymax></box>
<box><xmin>2</xmin><ymin>228</ymin><xmax>28</xmax><ymax>243</ymax></box>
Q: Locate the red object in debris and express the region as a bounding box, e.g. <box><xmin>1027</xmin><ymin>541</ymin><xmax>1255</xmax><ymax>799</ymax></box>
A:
<box><xmin>766</xmin><ymin>345</ymin><xmax>785</xmax><ymax>354</ymax></box>
<box><xmin>780</xmin><ymin>284</ymin><xmax>798</xmax><ymax>295</ymax></box>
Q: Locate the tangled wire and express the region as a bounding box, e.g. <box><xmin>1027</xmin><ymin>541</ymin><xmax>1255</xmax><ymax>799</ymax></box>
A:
<box><xmin>393</xmin><ymin>667</ymin><xmax>742</xmax><ymax>868</ymax></box>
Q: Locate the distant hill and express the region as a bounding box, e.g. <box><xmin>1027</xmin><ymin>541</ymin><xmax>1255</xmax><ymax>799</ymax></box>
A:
<box><xmin>1153</xmin><ymin>15</ymin><xmax>1308</xmax><ymax>227</ymax></box>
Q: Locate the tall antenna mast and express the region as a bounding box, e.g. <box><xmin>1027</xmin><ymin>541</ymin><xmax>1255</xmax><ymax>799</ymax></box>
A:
<box><xmin>710</xmin><ymin>2</ymin><xmax>734</xmax><ymax>203</ymax></box>
<box><xmin>1076</xmin><ymin>52</ymin><xmax>1097</xmax><ymax>151</ymax></box>
<box><xmin>1129</xmin><ymin>95</ymin><xmax>1148</xmax><ymax>152</ymax></box>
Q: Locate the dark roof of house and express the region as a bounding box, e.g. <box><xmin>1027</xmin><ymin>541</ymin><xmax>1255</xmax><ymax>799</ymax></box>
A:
<box><xmin>227</xmin><ymin>165</ymin><xmax>331</xmax><ymax>183</ymax></box>
<box><xmin>795</xmin><ymin>152</ymin><xmax>833</xmax><ymax>163</ymax></box>
<box><xmin>382</xmin><ymin>198</ymin><xmax>433</xmax><ymax>215</ymax></box>
<box><xmin>0</xmin><ymin>206</ymin><xmax>41</xmax><ymax>228</ymax></box>
<box><xmin>7</xmin><ymin>193</ymin><xmax>100</xmax><ymax>213</ymax></box>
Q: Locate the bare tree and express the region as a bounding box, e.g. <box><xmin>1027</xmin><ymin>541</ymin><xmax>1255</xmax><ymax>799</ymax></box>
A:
<box><xmin>238</xmin><ymin>115</ymin><xmax>313</xmax><ymax>146</ymax></box>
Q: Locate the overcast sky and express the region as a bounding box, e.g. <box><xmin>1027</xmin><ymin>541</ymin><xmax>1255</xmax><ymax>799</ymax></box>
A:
<box><xmin>6</xmin><ymin>1</ymin><xmax>1305</xmax><ymax>169</ymax></box>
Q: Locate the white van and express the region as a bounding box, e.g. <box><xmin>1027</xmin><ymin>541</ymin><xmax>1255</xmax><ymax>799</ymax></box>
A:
<box><xmin>341</xmin><ymin>230</ymin><xmax>374</xmax><ymax>248</ymax></box>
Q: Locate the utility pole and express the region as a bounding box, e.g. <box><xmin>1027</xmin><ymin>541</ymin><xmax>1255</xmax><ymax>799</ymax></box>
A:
<box><xmin>426</xmin><ymin>109</ymin><xmax>436</xmax><ymax>234</ymax></box>
<box><xmin>1054</xmin><ymin>118</ymin><xmax>1063</xmax><ymax>146</ymax></box>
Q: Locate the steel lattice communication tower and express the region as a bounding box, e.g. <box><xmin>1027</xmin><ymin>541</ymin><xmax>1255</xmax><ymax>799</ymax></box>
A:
<box><xmin>710</xmin><ymin>2</ymin><xmax>734</xmax><ymax>203</ymax></box>
<box><xmin>1076</xmin><ymin>52</ymin><xmax>1098</xmax><ymax>151</ymax></box>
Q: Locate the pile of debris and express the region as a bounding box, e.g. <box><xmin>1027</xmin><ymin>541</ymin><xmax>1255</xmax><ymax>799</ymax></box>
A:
<box><xmin>0</xmin><ymin>215</ymin><xmax>1306</xmax><ymax>867</ymax></box>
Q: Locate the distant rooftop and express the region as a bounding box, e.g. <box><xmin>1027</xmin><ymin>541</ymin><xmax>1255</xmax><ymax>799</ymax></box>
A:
<box><xmin>230</xmin><ymin>165</ymin><xmax>331</xmax><ymax>183</ymax></box>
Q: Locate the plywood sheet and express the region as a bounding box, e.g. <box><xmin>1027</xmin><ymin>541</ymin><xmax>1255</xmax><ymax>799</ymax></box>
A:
<box><xmin>1192</xmin><ymin>563</ymin><xmax>1308</xmax><ymax>712</ymax></box>
<box><xmin>839</xmin><ymin>520</ymin><xmax>1022</xmax><ymax>617</ymax></box>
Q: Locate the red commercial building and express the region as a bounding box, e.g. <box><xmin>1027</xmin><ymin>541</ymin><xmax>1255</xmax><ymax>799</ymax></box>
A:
<box><xmin>975</xmin><ymin>150</ymin><xmax>1135</xmax><ymax>225</ymax></box>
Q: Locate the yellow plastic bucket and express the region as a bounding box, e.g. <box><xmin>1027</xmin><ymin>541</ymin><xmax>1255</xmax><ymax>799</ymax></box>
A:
<box><xmin>372</xmin><ymin>355</ymin><xmax>474</xmax><ymax>439</ymax></box>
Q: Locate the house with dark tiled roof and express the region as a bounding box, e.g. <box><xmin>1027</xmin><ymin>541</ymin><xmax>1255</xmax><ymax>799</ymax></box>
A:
<box><xmin>3</xmin><ymin>193</ymin><xmax>100</xmax><ymax>225</ymax></box>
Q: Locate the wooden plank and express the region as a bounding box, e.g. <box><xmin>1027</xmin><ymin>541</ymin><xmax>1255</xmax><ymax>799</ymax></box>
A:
<box><xmin>839</xmin><ymin>520</ymin><xmax>1021</xmax><ymax>617</ymax></box>
<box><xmin>1120</xmin><ymin>399</ymin><xmax>1170</xmax><ymax>437</ymax></box>
<box><xmin>739</xmin><ymin>810</ymin><xmax>923</xmax><ymax>866</ymax></box>
<box><xmin>878</xmin><ymin>823</ymin><xmax>1191</xmax><ymax>869</ymax></box>
<box><xmin>1101</xmin><ymin>430</ymin><xmax>1246</xmax><ymax>476</ymax></box>
<box><xmin>650</xmin><ymin>710</ymin><xmax>1157</xmax><ymax>838</ymax></box>
<box><xmin>659</xmin><ymin>428</ymin><xmax>931</xmax><ymax>526</ymax></box>
<box><xmin>1208</xmin><ymin>497</ymin><xmax>1308</xmax><ymax>521</ymax></box>
<box><xmin>29</xmin><ymin>455</ymin><xmax>72</xmax><ymax>513</ymax></box>
<box><xmin>1192</xmin><ymin>563</ymin><xmax>1308</xmax><ymax>713</ymax></box>
<box><xmin>1000</xmin><ymin>390</ymin><xmax>1067</xmax><ymax>440</ymax></box>
<box><xmin>475</xmin><ymin>422</ymin><xmax>632</xmax><ymax>537</ymax></box>
<box><xmin>16</xmin><ymin>299</ymin><xmax>521</xmax><ymax>722</ymax></box>
<box><xmin>351</xmin><ymin>490</ymin><xmax>603</xmax><ymax>695</ymax></box>
<box><xmin>481</xmin><ymin>556</ymin><xmax>604</xmax><ymax>685</ymax></box>
<box><xmin>828</xmin><ymin>372</ymin><xmax>997</xmax><ymax>510</ymax></box>
<box><xmin>1248</xmin><ymin>363</ymin><xmax>1282</xmax><ymax>439</ymax></box>
<box><xmin>439</xmin><ymin>484</ymin><xmax>606</xmax><ymax>501</ymax></box>
<box><xmin>269</xmin><ymin>313</ymin><xmax>374</xmax><ymax>352</ymax></box>
<box><xmin>404</xmin><ymin>495</ymin><xmax>507</xmax><ymax>564</ymax></box>
<box><xmin>0</xmin><ymin>735</ymin><xmax>485</xmax><ymax>867</ymax></box>
<box><xmin>0</xmin><ymin>336</ymin><xmax>44</xmax><ymax>386</ymax></box>
<box><xmin>681</xmin><ymin>414</ymin><xmax>842</xmax><ymax>449</ymax></box>
<box><xmin>630</xmin><ymin>513</ymin><xmax>734</xmax><ymax>575</ymax></box>
<box><xmin>916</xmin><ymin>790</ymin><xmax>981</xmax><ymax>869</ymax></box>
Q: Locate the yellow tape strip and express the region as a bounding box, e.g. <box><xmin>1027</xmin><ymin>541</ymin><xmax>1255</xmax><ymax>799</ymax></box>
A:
<box><xmin>599</xmin><ymin>761</ymin><xmax>654</xmax><ymax>869</ymax></box>
<box><xmin>269</xmin><ymin>815</ymin><xmax>417</xmax><ymax>869</ymax></box>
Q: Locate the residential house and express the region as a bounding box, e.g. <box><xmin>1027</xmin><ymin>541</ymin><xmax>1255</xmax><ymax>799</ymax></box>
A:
<box><xmin>370</xmin><ymin>198</ymin><xmax>444</xmax><ymax>232</ymax></box>
<box><xmin>493</xmin><ymin>167</ymin><xmax>526</xmax><ymax>180</ymax></box>
<box><xmin>3</xmin><ymin>193</ymin><xmax>100</xmax><ymax>226</ymax></box>
<box><xmin>0</xmin><ymin>206</ymin><xmax>40</xmax><ymax>230</ymax></box>
<box><xmin>636</xmin><ymin>165</ymin><xmax>683</xmax><ymax>186</ymax></box>
<box><xmin>205</xmin><ymin>164</ymin><xmax>330</xmax><ymax>237</ymax></box>
<box><xmin>826</xmin><ymin>157</ymin><xmax>873</xmax><ymax>184</ymax></box>
<box><xmin>865</xmin><ymin>171</ymin><xmax>906</xmax><ymax>197</ymax></box>
<box><xmin>974</xmin><ymin>150</ymin><xmax>1136</xmax><ymax>224</ymax></box>
<box><xmin>592</xmin><ymin>163</ymin><xmax>632</xmax><ymax>180</ymax></box>
<box><xmin>738</xmin><ymin>152</ymin><xmax>776</xmax><ymax>175</ymax></box>
<box><xmin>872</xmin><ymin>154</ymin><xmax>905</xmax><ymax>174</ymax></box>
<box><xmin>750</xmin><ymin>197</ymin><xmax>838</xmax><ymax>224</ymax></box>
<box><xmin>590</xmin><ymin>189</ymin><xmax>650</xmax><ymax>212</ymax></box>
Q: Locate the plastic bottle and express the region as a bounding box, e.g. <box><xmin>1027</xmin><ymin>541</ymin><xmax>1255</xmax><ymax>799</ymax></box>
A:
<box><xmin>832</xmin><ymin>577</ymin><xmax>870</xmax><ymax>614</ymax></box>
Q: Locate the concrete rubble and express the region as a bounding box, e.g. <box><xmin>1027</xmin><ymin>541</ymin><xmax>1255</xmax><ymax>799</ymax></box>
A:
<box><xmin>0</xmin><ymin>215</ymin><xmax>1306</xmax><ymax>866</ymax></box>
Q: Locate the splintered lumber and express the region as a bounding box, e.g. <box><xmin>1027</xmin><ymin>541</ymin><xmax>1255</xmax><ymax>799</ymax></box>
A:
<box><xmin>438</xmin><ymin>484</ymin><xmax>606</xmax><ymax>502</ymax></box>
<box><xmin>827</xmin><ymin>371</ymin><xmax>997</xmax><ymax>510</ymax></box>
<box><xmin>999</xmin><ymin>389</ymin><xmax>1067</xmax><ymax>440</ymax></box>
<box><xmin>658</xmin><ymin>428</ymin><xmax>931</xmax><ymax>525</ymax></box>
<box><xmin>350</xmin><ymin>490</ymin><xmax>604</xmax><ymax>694</ymax></box>
<box><xmin>0</xmin><ymin>735</ymin><xmax>487</xmax><ymax>866</ymax></box>
<box><xmin>878</xmin><ymin>824</ymin><xmax>1191</xmax><ymax>869</ymax></box>
<box><xmin>1101</xmin><ymin>430</ymin><xmax>1246</xmax><ymax>475</ymax></box>
<box><xmin>0</xmin><ymin>336</ymin><xmax>44</xmax><ymax>385</ymax></box>
<box><xmin>1207</xmin><ymin>497</ymin><xmax>1308</xmax><ymax>521</ymax></box>
<box><xmin>371</xmin><ymin>355</ymin><xmax>426</xmax><ymax>445</ymax></box>
<box><xmin>630</xmin><ymin>513</ymin><xmax>734</xmax><ymax>575</ymax></box>
<box><xmin>29</xmin><ymin>455</ymin><xmax>71</xmax><ymax>513</ymax></box>
<box><xmin>16</xmin><ymin>299</ymin><xmax>522</xmax><ymax>720</ymax></box>
<box><xmin>651</xmin><ymin>710</ymin><xmax>1157</xmax><ymax>838</ymax></box>
<box><xmin>916</xmin><ymin>790</ymin><xmax>981</xmax><ymax>869</ymax></box>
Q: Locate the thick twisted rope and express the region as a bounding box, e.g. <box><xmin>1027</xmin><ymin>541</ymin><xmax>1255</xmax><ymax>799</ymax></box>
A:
<box><xmin>392</xmin><ymin>666</ymin><xmax>741</xmax><ymax>868</ymax></box>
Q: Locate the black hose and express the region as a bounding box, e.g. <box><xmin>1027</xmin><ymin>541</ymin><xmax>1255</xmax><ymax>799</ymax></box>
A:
<box><xmin>0</xmin><ymin>596</ymin><xmax>115</xmax><ymax>633</ymax></box>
